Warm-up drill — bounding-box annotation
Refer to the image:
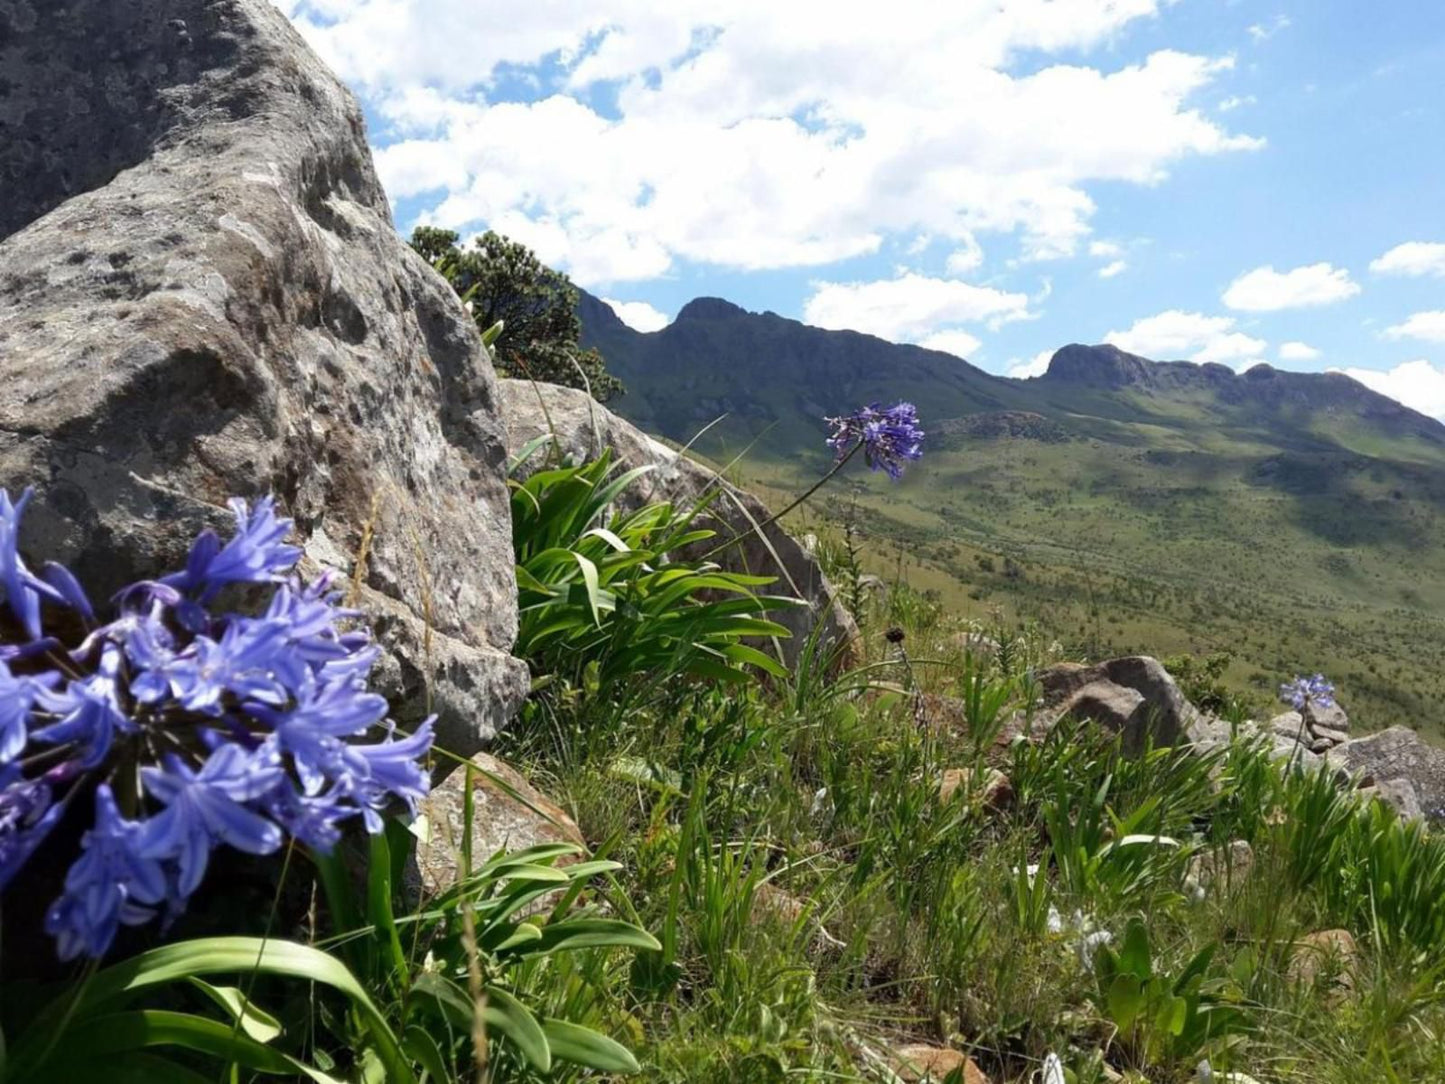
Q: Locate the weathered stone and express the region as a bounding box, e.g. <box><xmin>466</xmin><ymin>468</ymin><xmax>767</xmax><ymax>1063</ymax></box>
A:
<box><xmin>0</xmin><ymin>0</ymin><xmax>527</xmax><ymax>757</ymax></box>
<box><xmin>1040</xmin><ymin>656</ymin><xmax>1208</xmax><ymax>754</ymax></box>
<box><xmin>498</xmin><ymin>379</ymin><xmax>858</xmax><ymax>667</ymax></box>
<box><xmin>412</xmin><ymin>754</ymin><xmax>585</xmax><ymax>898</ymax></box>
<box><xmin>938</xmin><ymin>767</ymin><xmax>1013</xmax><ymax>809</ymax></box>
<box><xmin>1287</xmin><ymin>929</ymin><xmax>1359</xmax><ymax>994</ymax></box>
<box><xmin>1269</xmin><ymin>712</ymin><xmax>1308</xmax><ymax>742</ymax></box>
<box><xmin>1329</xmin><ymin>726</ymin><xmax>1445</xmax><ymax>813</ymax></box>
<box><xmin>752</xmin><ymin>882</ymin><xmax>846</xmax><ymax>954</ymax></box>
<box><xmin>889</xmin><ymin>1044</ymin><xmax>990</xmax><ymax>1083</ymax></box>
<box><xmin>1186</xmin><ymin>840</ymin><xmax>1254</xmax><ymax>892</ymax></box>
<box><xmin>1304</xmin><ymin>699</ymin><xmax>1350</xmax><ymax>735</ymax></box>
<box><xmin>1359</xmin><ymin>777</ymin><xmax>1425</xmax><ymax>823</ymax></box>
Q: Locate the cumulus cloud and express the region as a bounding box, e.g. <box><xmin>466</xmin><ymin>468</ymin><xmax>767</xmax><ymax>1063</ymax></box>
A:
<box><xmin>284</xmin><ymin>1</ymin><xmax>1260</xmax><ymax>285</ymax></box>
<box><xmin>1222</xmin><ymin>263</ymin><xmax>1361</xmax><ymax>312</ymax></box>
<box><xmin>802</xmin><ymin>273</ymin><xmax>1030</xmax><ymax>351</ymax></box>
<box><xmin>1384</xmin><ymin>311</ymin><xmax>1445</xmax><ymax>344</ymax></box>
<box><xmin>1370</xmin><ymin>242</ymin><xmax>1445</xmax><ymax>278</ymax></box>
<box><xmin>1278</xmin><ymin>341</ymin><xmax>1320</xmax><ymax>361</ymax></box>
<box><xmin>1105</xmin><ymin>309</ymin><xmax>1266</xmax><ymax>367</ymax></box>
<box><xmin>602</xmin><ymin>297</ymin><xmax>670</xmax><ymax>332</ymax></box>
<box><xmin>1098</xmin><ymin>260</ymin><xmax>1128</xmax><ymax>278</ymax></box>
<box><xmin>1333</xmin><ymin>360</ymin><xmax>1445</xmax><ymax>420</ymax></box>
<box><xmin>1006</xmin><ymin>349</ymin><xmax>1055</xmax><ymax>378</ymax></box>
<box><xmin>918</xmin><ymin>329</ymin><xmax>984</xmax><ymax>359</ymax></box>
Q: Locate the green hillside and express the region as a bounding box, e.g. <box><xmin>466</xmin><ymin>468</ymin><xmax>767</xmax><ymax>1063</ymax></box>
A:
<box><xmin>581</xmin><ymin>296</ymin><xmax>1445</xmax><ymax>737</ymax></box>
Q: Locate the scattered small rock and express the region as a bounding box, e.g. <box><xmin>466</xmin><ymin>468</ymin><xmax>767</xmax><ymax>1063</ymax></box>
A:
<box><xmin>752</xmin><ymin>882</ymin><xmax>846</xmax><ymax>954</ymax></box>
<box><xmin>1186</xmin><ymin>840</ymin><xmax>1254</xmax><ymax>892</ymax></box>
<box><xmin>889</xmin><ymin>1044</ymin><xmax>990</xmax><ymax>1083</ymax></box>
<box><xmin>1268</xmin><ymin>712</ymin><xmax>1308</xmax><ymax>741</ymax></box>
<box><xmin>939</xmin><ymin>767</ymin><xmax>1013</xmax><ymax>809</ymax></box>
<box><xmin>1287</xmin><ymin>929</ymin><xmax>1359</xmax><ymax>994</ymax></box>
<box><xmin>1310</xmin><ymin>725</ymin><xmax>1350</xmax><ymax>747</ymax></box>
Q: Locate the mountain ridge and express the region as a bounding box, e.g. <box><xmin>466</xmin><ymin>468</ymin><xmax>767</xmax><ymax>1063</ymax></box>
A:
<box><xmin>578</xmin><ymin>288</ymin><xmax>1445</xmax><ymax>734</ymax></box>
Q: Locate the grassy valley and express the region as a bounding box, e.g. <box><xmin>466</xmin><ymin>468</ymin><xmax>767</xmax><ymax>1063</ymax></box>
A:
<box><xmin>582</xmin><ymin>298</ymin><xmax>1445</xmax><ymax>737</ymax></box>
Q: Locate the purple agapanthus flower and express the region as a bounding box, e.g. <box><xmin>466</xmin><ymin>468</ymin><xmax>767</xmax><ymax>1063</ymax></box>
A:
<box><xmin>1280</xmin><ymin>673</ymin><xmax>1335</xmax><ymax>711</ymax></box>
<box><xmin>825</xmin><ymin>402</ymin><xmax>925</xmax><ymax>480</ymax></box>
<box><xmin>0</xmin><ymin>489</ymin><xmax>434</xmax><ymax>959</ymax></box>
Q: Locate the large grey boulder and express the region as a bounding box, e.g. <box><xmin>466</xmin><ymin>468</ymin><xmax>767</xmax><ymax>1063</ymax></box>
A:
<box><xmin>0</xmin><ymin>0</ymin><xmax>527</xmax><ymax>755</ymax></box>
<box><xmin>1329</xmin><ymin>727</ymin><xmax>1445</xmax><ymax>817</ymax></box>
<box><xmin>1039</xmin><ymin>656</ymin><xmax>1210</xmax><ymax>754</ymax></box>
<box><xmin>499</xmin><ymin>379</ymin><xmax>859</xmax><ymax>667</ymax></box>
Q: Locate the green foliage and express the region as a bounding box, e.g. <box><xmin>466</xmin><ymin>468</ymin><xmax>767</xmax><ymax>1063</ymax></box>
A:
<box><xmin>509</xmin><ymin>445</ymin><xmax>795</xmax><ymax>761</ymax></box>
<box><xmin>1090</xmin><ymin>917</ymin><xmax>1244</xmax><ymax>1070</ymax></box>
<box><xmin>311</xmin><ymin>824</ymin><xmax>659</xmax><ymax>1082</ymax></box>
<box><xmin>4</xmin><ymin>936</ymin><xmax>412</xmax><ymax>1083</ymax></box>
<box><xmin>411</xmin><ymin>226</ymin><xmax>624</xmax><ymax>402</ymax></box>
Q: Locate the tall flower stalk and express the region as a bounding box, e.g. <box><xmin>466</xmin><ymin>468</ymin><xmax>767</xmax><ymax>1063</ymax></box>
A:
<box><xmin>0</xmin><ymin>490</ymin><xmax>433</xmax><ymax>960</ymax></box>
<box><xmin>704</xmin><ymin>401</ymin><xmax>925</xmax><ymax>560</ymax></box>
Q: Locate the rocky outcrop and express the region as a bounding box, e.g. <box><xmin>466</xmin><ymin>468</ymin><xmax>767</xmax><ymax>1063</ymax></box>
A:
<box><xmin>1328</xmin><ymin>726</ymin><xmax>1445</xmax><ymax>817</ymax></box>
<box><xmin>0</xmin><ymin>0</ymin><xmax>527</xmax><ymax>755</ymax></box>
<box><xmin>498</xmin><ymin>379</ymin><xmax>859</xmax><ymax>666</ymax></box>
<box><xmin>1039</xmin><ymin>656</ymin><xmax>1211</xmax><ymax>755</ymax></box>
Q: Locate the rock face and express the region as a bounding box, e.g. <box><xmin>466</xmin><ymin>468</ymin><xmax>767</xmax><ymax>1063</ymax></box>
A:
<box><xmin>0</xmin><ymin>0</ymin><xmax>527</xmax><ymax>755</ymax></box>
<box><xmin>411</xmin><ymin>753</ymin><xmax>585</xmax><ymax>897</ymax></box>
<box><xmin>498</xmin><ymin>379</ymin><xmax>859</xmax><ymax>666</ymax></box>
<box><xmin>1039</xmin><ymin>656</ymin><xmax>1209</xmax><ymax>754</ymax></box>
<box><xmin>1329</xmin><ymin>726</ymin><xmax>1445</xmax><ymax>817</ymax></box>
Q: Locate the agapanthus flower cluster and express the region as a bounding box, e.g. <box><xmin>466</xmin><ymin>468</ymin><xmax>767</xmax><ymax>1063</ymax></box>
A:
<box><xmin>1280</xmin><ymin>673</ymin><xmax>1335</xmax><ymax>711</ymax></box>
<box><xmin>0</xmin><ymin>489</ymin><xmax>433</xmax><ymax>960</ymax></box>
<box><xmin>824</xmin><ymin>402</ymin><xmax>925</xmax><ymax>480</ymax></box>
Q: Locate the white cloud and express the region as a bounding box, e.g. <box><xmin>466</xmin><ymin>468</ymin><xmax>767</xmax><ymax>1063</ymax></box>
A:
<box><xmin>1247</xmin><ymin>15</ymin><xmax>1291</xmax><ymax>43</ymax></box>
<box><xmin>1222</xmin><ymin>263</ymin><xmax>1361</xmax><ymax>312</ymax></box>
<box><xmin>1105</xmin><ymin>309</ymin><xmax>1266</xmax><ymax>367</ymax></box>
<box><xmin>1333</xmin><ymin>359</ymin><xmax>1445</xmax><ymax>420</ymax></box>
<box><xmin>1370</xmin><ymin>242</ymin><xmax>1445</xmax><ymax>278</ymax></box>
<box><xmin>602</xmin><ymin>297</ymin><xmax>670</xmax><ymax>332</ymax></box>
<box><xmin>1384</xmin><ymin>311</ymin><xmax>1445</xmax><ymax>344</ymax></box>
<box><xmin>284</xmin><ymin>2</ymin><xmax>1261</xmax><ymax>285</ymax></box>
<box><xmin>1089</xmin><ymin>240</ymin><xmax>1123</xmax><ymax>258</ymax></box>
<box><xmin>1278</xmin><ymin>341</ymin><xmax>1320</xmax><ymax>361</ymax></box>
<box><xmin>1098</xmin><ymin>259</ymin><xmax>1128</xmax><ymax>278</ymax></box>
<box><xmin>944</xmin><ymin>235</ymin><xmax>985</xmax><ymax>274</ymax></box>
<box><xmin>804</xmin><ymin>273</ymin><xmax>1031</xmax><ymax>349</ymax></box>
<box><xmin>1006</xmin><ymin>349</ymin><xmax>1055</xmax><ymax>378</ymax></box>
<box><xmin>918</xmin><ymin>329</ymin><xmax>983</xmax><ymax>358</ymax></box>
<box><xmin>1218</xmin><ymin>94</ymin><xmax>1255</xmax><ymax>111</ymax></box>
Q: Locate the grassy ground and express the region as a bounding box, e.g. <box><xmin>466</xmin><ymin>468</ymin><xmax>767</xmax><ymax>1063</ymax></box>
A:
<box><xmin>494</xmin><ymin>573</ymin><xmax>1445</xmax><ymax>1082</ymax></box>
<box><xmin>722</xmin><ymin>430</ymin><xmax>1445</xmax><ymax>741</ymax></box>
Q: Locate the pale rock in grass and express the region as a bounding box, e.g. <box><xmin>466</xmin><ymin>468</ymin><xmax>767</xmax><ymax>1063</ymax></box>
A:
<box><xmin>889</xmin><ymin>1044</ymin><xmax>990</xmax><ymax>1083</ymax></box>
<box><xmin>498</xmin><ymin>379</ymin><xmax>859</xmax><ymax>668</ymax></box>
<box><xmin>410</xmin><ymin>752</ymin><xmax>585</xmax><ymax>898</ymax></box>
<box><xmin>1186</xmin><ymin>840</ymin><xmax>1254</xmax><ymax>892</ymax></box>
<box><xmin>751</xmin><ymin>881</ymin><xmax>846</xmax><ymax>954</ymax></box>
<box><xmin>937</xmin><ymin>767</ymin><xmax>1013</xmax><ymax>809</ymax></box>
<box><xmin>1287</xmin><ymin>928</ymin><xmax>1360</xmax><ymax>994</ymax></box>
<box><xmin>0</xmin><ymin>0</ymin><xmax>527</xmax><ymax>756</ymax></box>
<box><xmin>1358</xmin><ymin>777</ymin><xmax>1425</xmax><ymax>823</ymax></box>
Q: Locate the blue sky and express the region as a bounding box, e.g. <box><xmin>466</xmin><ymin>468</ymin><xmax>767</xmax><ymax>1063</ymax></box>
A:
<box><xmin>280</xmin><ymin>1</ymin><xmax>1445</xmax><ymax>414</ymax></box>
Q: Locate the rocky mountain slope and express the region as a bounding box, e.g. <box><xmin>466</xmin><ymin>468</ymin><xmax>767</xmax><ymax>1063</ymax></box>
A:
<box><xmin>581</xmin><ymin>294</ymin><xmax>1445</xmax><ymax>735</ymax></box>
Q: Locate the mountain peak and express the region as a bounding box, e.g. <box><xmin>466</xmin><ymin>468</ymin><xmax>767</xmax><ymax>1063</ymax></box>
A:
<box><xmin>675</xmin><ymin>297</ymin><xmax>749</xmax><ymax>321</ymax></box>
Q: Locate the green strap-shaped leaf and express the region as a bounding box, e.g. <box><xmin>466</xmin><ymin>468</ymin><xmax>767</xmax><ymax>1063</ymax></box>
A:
<box><xmin>482</xmin><ymin>985</ymin><xmax>551</xmax><ymax>1071</ymax></box>
<box><xmin>185</xmin><ymin>979</ymin><xmax>282</xmax><ymax>1044</ymax></box>
<box><xmin>520</xmin><ymin>917</ymin><xmax>663</xmax><ymax>958</ymax></box>
<box><xmin>542</xmin><ymin>1018</ymin><xmax>641</xmax><ymax>1073</ymax></box>
<box><xmin>14</xmin><ymin>938</ymin><xmax>414</xmax><ymax>1084</ymax></box>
